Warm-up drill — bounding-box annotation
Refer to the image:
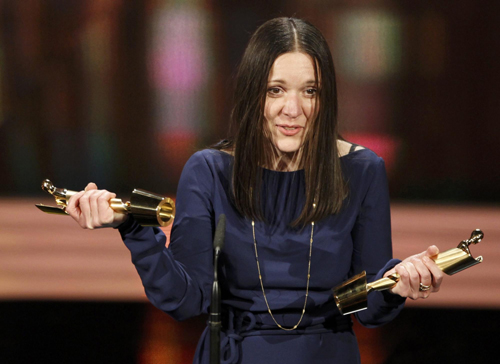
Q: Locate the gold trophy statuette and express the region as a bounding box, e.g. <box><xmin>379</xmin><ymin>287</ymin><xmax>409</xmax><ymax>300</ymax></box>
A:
<box><xmin>36</xmin><ymin>179</ymin><xmax>175</xmax><ymax>227</ymax></box>
<box><xmin>333</xmin><ymin>229</ymin><xmax>484</xmax><ymax>315</ymax></box>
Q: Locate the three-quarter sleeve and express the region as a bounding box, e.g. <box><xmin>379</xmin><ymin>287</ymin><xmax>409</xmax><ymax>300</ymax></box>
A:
<box><xmin>349</xmin><ymin>157</ymin><xmax>406</xmax><ymax>327</ymax></box>
<box><xmin>119</xmin><ymin>152</ymin><xmax>215</xmax><ymax>321</ymax></box>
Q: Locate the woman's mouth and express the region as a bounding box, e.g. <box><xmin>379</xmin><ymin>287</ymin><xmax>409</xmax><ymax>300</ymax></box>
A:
<box><xmin>277</xmin><ymin>125</ymin><xmax>303</xmax><ymax>136</ymax></box>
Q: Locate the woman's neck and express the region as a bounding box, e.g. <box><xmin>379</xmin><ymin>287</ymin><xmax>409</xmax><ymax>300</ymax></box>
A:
<box><xmin>269</xmin><ymin>149</ymin><xmax>303</xmax><ymax>171</ymax></box>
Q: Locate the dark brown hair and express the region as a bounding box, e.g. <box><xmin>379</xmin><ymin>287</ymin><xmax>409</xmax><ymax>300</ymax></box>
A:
<box><xmin>215</xmin><ymin>17</ymin><xmax>347</xmax><ymax>226</ymax></box>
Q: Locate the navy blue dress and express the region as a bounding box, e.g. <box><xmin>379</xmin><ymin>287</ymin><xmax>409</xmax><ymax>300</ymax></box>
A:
<box><xmin>119</xmin><ymin>148</ymin><xmax>405</xmax><ymax>364</ymax></box>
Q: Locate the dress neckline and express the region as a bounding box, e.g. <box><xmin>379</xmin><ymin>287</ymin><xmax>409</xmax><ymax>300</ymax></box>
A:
<box><xmin>215</xmin><ymin>148</ymin><xmax>369</xmax><ymax>173</ymax></box>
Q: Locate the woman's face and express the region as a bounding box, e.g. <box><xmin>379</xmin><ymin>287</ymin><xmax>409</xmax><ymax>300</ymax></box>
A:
<box><xmin>264</xmin><ymin>52</ymin><xmax>318</xmax><ymax>154</ymax></box>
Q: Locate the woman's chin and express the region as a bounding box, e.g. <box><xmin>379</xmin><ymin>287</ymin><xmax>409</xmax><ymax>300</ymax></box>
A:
<box><xmin>275</xmin><ymin>143</ymin><xmax>301</xmax><ymax>154</ymax></box>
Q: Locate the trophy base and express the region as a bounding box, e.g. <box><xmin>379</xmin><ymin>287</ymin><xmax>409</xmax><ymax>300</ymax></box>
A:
<box><xmin>333</xmin><ymin>271</ymin><xmax>368</xmax><ymax>315</ymax></box>
<box><xmin>129</xmin><ymin>189</ymin><xmax>175</xmax><ymax>227</ymax></box>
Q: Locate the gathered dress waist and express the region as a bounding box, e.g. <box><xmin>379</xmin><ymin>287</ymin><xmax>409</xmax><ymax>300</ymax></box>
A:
<box><xmin>211</xmin><ymin>306</ymin><xmax>353</xmax><ymax>364</ymax></box>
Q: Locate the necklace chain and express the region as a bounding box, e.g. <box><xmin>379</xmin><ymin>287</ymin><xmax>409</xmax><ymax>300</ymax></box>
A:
<box><xmin>251</xmin><ymin>219</ymin><xmax>315</xmax><ymax>331</ymax></box>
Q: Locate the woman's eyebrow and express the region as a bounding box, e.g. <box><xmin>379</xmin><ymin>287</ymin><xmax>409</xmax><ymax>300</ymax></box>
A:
<box><xmin>267</xmin><ymin>79</ymin><xmax>286</xmax><ymax>84</ymax></box>
<box><xmin>267</xmin><ymin>79</ymin><xmax>317</xmax><ymax>84</ymax></box>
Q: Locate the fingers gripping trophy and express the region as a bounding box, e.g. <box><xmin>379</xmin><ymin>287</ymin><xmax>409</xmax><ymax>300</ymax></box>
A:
<box><xmin>333</xmin><ymin>229</ymin><xmax>485</xmax><ymax>315</ymax></box>
<box><xmin>36</xmin><ymin>179</ymin><xmax>175</xmax><ymax>228</ymax></box>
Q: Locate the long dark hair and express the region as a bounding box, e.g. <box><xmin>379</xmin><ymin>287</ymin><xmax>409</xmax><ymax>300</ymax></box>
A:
<box><xmin>215</xmin><ymin>17</ymin><xmax>347</xmax><ymax>226</ymax></box>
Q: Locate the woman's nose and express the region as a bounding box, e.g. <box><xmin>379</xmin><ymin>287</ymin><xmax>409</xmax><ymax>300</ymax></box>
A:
<box><xmin>282</xmin><ymin>94</ymin><xmax>302</xmax><ymax>118</ymax></box>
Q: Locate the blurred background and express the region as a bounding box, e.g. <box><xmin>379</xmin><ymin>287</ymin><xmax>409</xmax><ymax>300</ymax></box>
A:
<box><xmin>0</xmin><ymin>0</ymin><xmax>499</xmax><ymax>363</ymax></box>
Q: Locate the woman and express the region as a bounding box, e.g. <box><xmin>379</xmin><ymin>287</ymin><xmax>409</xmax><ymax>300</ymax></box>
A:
<box><xmin>67</xmin><ymin>17</ymin><xmax>443</xmax><ymax>364</ymax></box>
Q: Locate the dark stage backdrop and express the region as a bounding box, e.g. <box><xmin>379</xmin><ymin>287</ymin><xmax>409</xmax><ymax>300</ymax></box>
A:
<box><xmin>1</xmin><ymin>303</ymin><xmax>499</xmax><ymax>364</ymax></box>
<box><xmin>0</xmin><ymin>0</ymin><xmax>499</xmax><ymax>202</ymax></box>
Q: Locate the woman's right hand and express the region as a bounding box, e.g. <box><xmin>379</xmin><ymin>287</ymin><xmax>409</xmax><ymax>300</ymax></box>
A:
<box><xmin>66</xmin><ymin>182</ymin><xmax>128</xmax><ymax>229</ymax></box>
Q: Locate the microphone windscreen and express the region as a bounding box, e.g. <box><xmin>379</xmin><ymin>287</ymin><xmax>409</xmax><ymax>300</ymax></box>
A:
<box><xmin>213</xmin><ymin>214</ymin><xmax>226</xmax><ymax>250</ymax></box>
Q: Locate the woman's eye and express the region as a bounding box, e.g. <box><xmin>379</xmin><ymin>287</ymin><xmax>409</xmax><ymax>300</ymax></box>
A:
<box><xmin>267</xmin><ymin>87</ymin><xmax>282</xmax><ymax>96</ymax></box>
<box><xmin>305</xmin><ymin>88</ymin><xmax>317</xmax><ymax>96</ymax></box>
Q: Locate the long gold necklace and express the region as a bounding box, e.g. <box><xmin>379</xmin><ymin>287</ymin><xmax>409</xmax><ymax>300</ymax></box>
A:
<box><xmin>251</xmin><ymin>215</ymin><xmax>315</xmax><ymax>331</ymax></box>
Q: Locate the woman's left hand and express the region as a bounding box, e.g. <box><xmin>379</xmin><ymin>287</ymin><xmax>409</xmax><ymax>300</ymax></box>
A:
<box><xmin>384</xmin><ymin>245</ymin><xmax>444</xmax><ymax>300</ymax></box>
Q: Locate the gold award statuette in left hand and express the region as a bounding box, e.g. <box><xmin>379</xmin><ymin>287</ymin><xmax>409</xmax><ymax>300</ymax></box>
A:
<box><xmin>333</xmin><ymin>229</ymin><xmax>484</xmax><ymax>315</ymax></box>
<box><xmin>36</xmin><ymin>179</ymin><xmax>175</xmax><ymax>227</ymax></box>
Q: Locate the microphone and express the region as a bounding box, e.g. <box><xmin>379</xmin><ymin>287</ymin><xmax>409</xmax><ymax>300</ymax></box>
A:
<box><xmin>210</xmin><ymin>214</ymin><xmax>226</xmax><ymax>364</ymax></box>
<box><xmin>213</xmin><ymin>214</ymin><xmax>226</xmax><ymax>254</ymax></box>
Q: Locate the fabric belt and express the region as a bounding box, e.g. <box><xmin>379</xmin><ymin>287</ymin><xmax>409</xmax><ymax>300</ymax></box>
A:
<box><xmin>218</xmin><ymin>307</ymin><xmax>353</xmax><ymax>364</ymax></box>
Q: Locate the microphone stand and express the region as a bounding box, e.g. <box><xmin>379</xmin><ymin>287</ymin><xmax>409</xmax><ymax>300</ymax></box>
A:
<box><xmin>210</xmin><ymin>214</ymin><xmax>226</xmax><ymax>364</ymax></box>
